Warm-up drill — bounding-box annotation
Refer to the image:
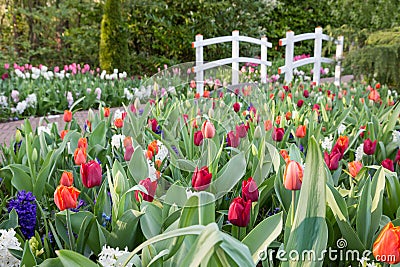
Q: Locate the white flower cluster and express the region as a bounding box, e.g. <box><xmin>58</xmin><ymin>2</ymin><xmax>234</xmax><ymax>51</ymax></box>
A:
<box><xmin>155</xmin><ymin>140</ymin><xmax>168</xmax><ymax>162</ymax></box>
<box><xmin>113</xmin><ymin>109</ymin><xmax>124</xmax><ymax>120</ymax></box>
<box><xmin>10</xmin><ymin>93</ymin><xmax>37</xmax><ymax>114</ymax></box>
<box><xmin>293</xmin><ymin>68</ymin><xmax>305</xmax><ymax>76</ymax></box>
<box><xmin>321</xmin><ymin>134</ymin><xmax>334</xmax><ymax>151</ymax></box>
<box><xmin>0</xmin><ymin>228</ymin><xmax>22</xmax><ymax>267</ymax></box>
<box><xmin>124</xmin><ymin>88</ymin><xmax>134</xmax><ymax>101</ymax></box>
<box><xmin>111</xmin><ymin>134</ymin><xmax>125</xmax><ymax>149</ymax></box>
<box><xmin>132</xmin><ymin>85</ymin><xmax>152</xmax><ymax>99</ymax></box>
<box><xmin>98</xmin><ymin>245</ymin><xmax>133</xmax><ymax>267</ymax></box>
<box><xmin>15</xmin><ymin>66</ymin><xmax>55</xmax><ymax>80</ymax></box>
<box><xmin>392</xmin><ymin>130</ymin><xmax>400</xmax><ymax>143</ymax></box>
<box><xmin>66</xmin><ymin>91</ymin><xmax>74</xmax><ymax>108</ymax></box>
<box><xmin>0</xmin><ymin>96</ymin><xmax>8</xmax><ymax>108</ymax></box>
<box><xmin>355</xmin><ymin>144</ymin><xmax>365</xmax><ymax>162</ymax></box>
<box><xmin>359</xmin><ymin>257</ymin><xmax>377</xmax><ymax>267</ymax></box>
<box><xmin>100</xmin><ymin>69</ymin><xmax>127</xmax><ymax>80</ymax></box>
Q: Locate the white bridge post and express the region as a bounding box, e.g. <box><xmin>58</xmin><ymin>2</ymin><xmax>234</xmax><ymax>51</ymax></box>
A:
<box><xmin>260</xmin><ymin>36</ymin><xmax>267</xmax><ymax>83</ymax></box>
<box><xmin>232</xmin><ymin>30</ymin><xmax>240</xmax><ymax>85</ymax></box>
<box><xmin>334</xmin><ymin>36</ymin><xmax>344</xmax><ymax>87</ymax></box>
<box><xmin>195</xmin><ymin>34</ymin><xmax>204</xmax><ymax>95</ymax></box>
<box><xmin>313</xmin><ymin>27</ymin><xmax>323</xmax><ymax>85</ymax></box>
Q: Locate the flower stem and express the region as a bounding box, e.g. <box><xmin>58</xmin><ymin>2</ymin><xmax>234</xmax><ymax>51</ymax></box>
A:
<box><xmin>291</xmin><ymin>190</ymin><xmax>296</xmax><ymax>225</ymax></box>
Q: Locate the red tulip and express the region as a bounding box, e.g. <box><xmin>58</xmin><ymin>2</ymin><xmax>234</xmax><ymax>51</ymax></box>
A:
<box><xmin>382</xmin><ymin>158</ymin><xmax>394</xmax><ymax>172</ymax></box>
<box><xmin>395</xmin><ymin>150</ymin><xmax>400</xmax><ymax>164</ymax></box>
<box><xmin>363</xmin><ymin>138</ymin><xmax>377</xmax><ymax>155</ymax></box>
<box><xmin>60</xmin><ymin>130</ymin><xmax>68</xmax><ymax>140</ymax></box>
<box><xmin>77</xmin><ymin>137</ymin><xmax>87</xmax><ymax>149</ymax></box>
<box><xmin>135</xmin><ymin>178</ymin><xmax>158</xmax><ymax>202</ymax></box>
<box><xmin>80</xmin><ymin>160</ymin><xmax>102</xmax><ymax>188</ymax></box>
<box><xmin>227</xmin><ymin>130</ymin><xmax>240</xmax><ymax>148</ymax></box>
<box><xmin>285</xmin><ymin>111</ymin><xmax>292</xmax><ymax>121</ymax></box>
<box><xmin>148</xmin><ymin>118</ymin><xmax>158</xmax><ymax>132</ymax></box>
<box><xmin>233</xmin><ymin>102</ymin><xmax>240</xmax><ymax>112</ymax></box>
<box><xmin>373</xmin><ymin>222</ymin><xmax>400</xmax><ymax>264</ymax></box>
<box><xmin>332</xmin><ymin>136</ymin><xmax>349</xmax><ymax>158</ymax></box>
<box><xmin>114</xmin><ymin>118</ymin><xmax>123</xmax><ymax>128</ymax></box>
<box><xmin>348</xmin><ymin>161</ymin><xmax>363</xmax><ymax>177</ymax></box>
<box><xmin>104</xmin><ymin>107</ymin><xmax>110</xmax><ymax>117</ymax></box>
<box><xmin>283</xmin><ymin>160</ymin><xmax>303</xmax><ymax>190</ymax></box>
<box><xmin>73</xmin><ymin>147</ymin><xmax>86</xmax><ymax>165</ymax></box>
<box><xmin>228</xmin><ymin>197</ymin><xmax>252</xmax><ymax>227</ymax></box>
<box><xmin>60</xmin><ymin>171</ymin><xmax>74</xmax><ymax>187</ymax></box>
<box><xmin>201</xmin><ymin>121</ymin><xmax>215</xmax><ymax>139</ymax></box>
<box><xmin>297</xmin><ymin>99</ymin><xmax>304</xmax><ymax>108</ymax></box>
<box><xmin>324</xmin><ymin>148</ymin><xmax>341</xmax><ymax>170</ymax></box>
<box><xmin>193</xmin><ymin>130</ymin><xmax>204</xmax><ymax>146</ymax></box>
<box><xmin>63</xmin><ymin>110</ymin><xmax>72</xmax><ymax>122</ymax></box>
<box><xmin>313</xmin><ymin>104</ymin><xmax>320</xmax><ymax>111</ymax></box>
<box><xmin>303</xmin><ymin>90</ymin><xmax>309</xmax><ymax>98</ymax></box>
<box><xmin>375</xmin><ymin>83</ymin><xmax>381</xmax><ymax>89</ymax></box>
<box><xmin>272</xmin><ymin>127</ymin><xmax>285</xmax><ymax>142</ymax></box>
<box><xmin>295</xmin><ymin>125</ymin><xmax>306</xmax><ymax>138</ymax></box>
<box><xmin>54</xmin><ymin>185</ymin><xmax>80</xmax><ymax>211</ymax></box>
<box><xmin>236</xmin><ymin>124</ymin><xmax>248</xmax><ymax>138</ymax></box>
<box><xmin>242</xmin><ymin>177</ymin><xmax>259</xmax><ymax>202</ymax></box>
<box><xmin>192</xmin><ymin>166</ymin><xmax>212</xmax><ymax>191</ymax></box>
<box><xmin>124</xmin><ymin>144</ymin><xmax>134</xmax><ymax>161</ymax></box>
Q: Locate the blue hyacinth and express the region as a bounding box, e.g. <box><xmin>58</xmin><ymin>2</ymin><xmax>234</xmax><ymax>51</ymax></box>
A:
<box><xmin>8</xmin><ymin>190</ymin><xmax>37</xmax><ymax>239</ymax></box>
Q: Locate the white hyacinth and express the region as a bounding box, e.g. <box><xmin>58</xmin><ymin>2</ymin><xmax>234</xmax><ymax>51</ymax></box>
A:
<box><xmin>0</xmin><ymin>228</ymin><xmax>22</xmax><ymax>267</ymax></box>
<box><xmin>98</xmin><ymin>245</ymin><xmax>132</xmax><ymax>267</ymax></box>
<box><xmin>15</xmin><ymin>100</ymin><xmax>27</xmax><ymax>114</ymax></box>
<box><xmin>0</xmin><ymin>96</ymin><xmax>8</xmax><ymax>108</ymax></box>
<box><xmin>113</xmin><ymin>109</ymin><xmax>123</xmax><ymax>120</ymax></box>
<box><xmin>338</xmin><ymin>124</ymin><xmax>346</xmax><ymax>135</ymax></box>
<box><xmin>26</xmin><ymin>93</ymin><xmax>37</xmax><ymax>108</ymax></box>
<box><xmin>124</xmin><ymin>88</ymin><xmax>134</xmax><ymax>101</ymax></box>
<box><xmin>155</xmin><ymin>141</ymin><xmax>169</xmax><ymax>162</ymax></box>
<box><xmin>37</xmin><ymin>125</ymin><xmax>51</xmax><ymax>136</ymax></box>
<box><xmin>95</xmin><ymin>87</ymin><xmax>102</xmax><ymax>100</ymax></box>
<box><xmin>111</xmin><ymin>134</ymin><xmax>125</xmax><ymax>149</ymax></box>
<box><xmin>321</xmin><ymin>134</ymin><xmax>334</xmax><ymax>151</ymax></box>
<box><xmin>355</xmin><ymin>144</ymin><xmax>365</xmax><ymax>162</ymax></box>
<box><xmin>66</xmin><ymin>91</ymin><xmax>74</xmax><ymax>108</ymax></box>
<box><xmin>148</xmin><ymin>161</ymin><xmax>158</xmax><ymax>182</ymax></box>
<box><xmin>392</xmin><ymin>130</ymin><xmax>400</xmax><ymax>143</ymax></box>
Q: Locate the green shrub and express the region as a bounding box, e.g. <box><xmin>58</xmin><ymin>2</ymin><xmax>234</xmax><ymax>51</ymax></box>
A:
<box><xmin>99</xmin><ymin>0</ymin><xmax>129</xmax><ymax>72</ymax></box>
<box><xmin>344</xmin><ymin>28</ymin><xmax>400</xmax><ymax>88</ymax></box>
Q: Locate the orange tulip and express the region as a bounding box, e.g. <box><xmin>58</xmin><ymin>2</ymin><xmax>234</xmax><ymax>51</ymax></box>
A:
<box><xmin>283</xmin><ymin>160</ymin><xmax>303</xmax><ymax>190</ymax></box>
<box><xmin>60</xmin><ymin>171</ymin><xmax>73</xmax><ymax>186</ymax></box>
<box><xmin>77</xmin><ymin>137</ymin><xmax>87</xmax><ymax>149</ymax></box>
<box><xmin>368</xmin><ymin>89</ymin><xmax>380</xmax><ymax>102</ymax></box>
<box><xmin>285</xmin><ymin>111</ymin><xmax>292</xmax><ymax>121</ymax></box>
<box><xmin>73</xmin><ymin>147</ymin><xmax>86</xmax><ymax>165</ymax></box>
<box><xmin>295</xmin><ymin>125</ymin><xmax>306</xmax><ymax>138</ymax></box>
<box><xmin>333</xmin><ymin>136</ymin><xmax>349</xmax><ymax>158</ymax></box>
<box><xmin>348</xmin><ymin>161</ymin><xmax>362</xmax><ymax>177</ymax></box>
<box><xmin>114</xmin><ymin>118</ymin><xmax>124</xmax><ymax>128</ymax></box>
<box><xmin>123</xmin><ymin>136</ymin><xmax>132</xmax><ymax>148</ymax></box>
<box><xmin>148</xmin><ymin>140</ymin><xmax>159</xmax><ymax>155</ymax></box>
<box><xmin>280</xmin><ymin>149</ymin><xmax>290</xmax><ymax>163</ymax></box>
<box><xmin>60</xmin><ymin>130</ymin><xmax>68</xmax><ymax>140</ymax></box>
<box><xmin>63</xmin><ymin>110</ymin><xmax>72</xmax><ymax>122</ymax></box>
<box><xmin>373</xmin><ymin>222</ymin><xmax>400</xmax><ymax>264</ymax></box>
<box><xmin>264</xmin><ymin>120</ymin><xmax>272</xmax><ymax>131</ymax></box>
<box><xmin>54</xmin><ymin>185</ymin><xmax>80</xmax><ymax>211</ymax></box>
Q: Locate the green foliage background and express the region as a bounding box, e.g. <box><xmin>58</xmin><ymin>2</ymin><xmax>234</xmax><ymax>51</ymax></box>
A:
<box><xmin>0</xmin><ymin>0</ymin><xmax>399</xmax><ymax>77</ymax></box>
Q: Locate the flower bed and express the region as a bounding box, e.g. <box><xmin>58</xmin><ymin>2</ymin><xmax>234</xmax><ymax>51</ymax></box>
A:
<box><xmin>0</xmin><ymin>66</ymin><xmax>400</xmax><ymax>266</ymax></box>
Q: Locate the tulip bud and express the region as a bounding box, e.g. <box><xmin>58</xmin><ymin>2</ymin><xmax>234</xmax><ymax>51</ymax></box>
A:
<box><xmin>233</xmin><ymin>102</ymin><xmax>240</xmax><ymax>112</ymax></box>
<box><xmin>363</xmin><ymin>138</ymin><xmax>377</xmax><ymax>155</ymax></box>
<box><xmin>60</xmin><ymin>171</ymin><xmax>74</xmax><ymax>187</ymax></box>
<box><xmin>80</xmin><ymin>160</ymin><xmax>102</xmax><ymax>188</ymax></box>
<box><xmin>114</xmin><ymin>171</ymin><xmax>125</xmax><ymax>195</ymax></box>
<box><xmin>63</xmin><ymin>110</ymin><xmax>72</xmax><ymax>122</ymax></box>
<box><xmin>114</xmin><ymin>118</ymin><xmax>124</xmax><ymax>128</ymax></box>
<box><xmin>15</xmin><ymin>130</ymin><xmax>22</xmax><ymax>143</ymax></box>
<box><xmin>348</xmin><ymin>161</ymin><xmax>362</xmax><ymax>177</ymax></box>
<box><xmin>227</xmin><ymin>130</ymin><xmax>240</xmax><ymax>147</ymax></box>
<box><xmin>242</xmin><ymin>177</ymin><xmax>259</xmax><ymax>202</ymax></box>
<box><xmin>272</xmin><ymin>127</ymin><xmax>284</xmax><ymax>142</ymax></box>
<box><xmin>201</xmin><ymin>121</ymin><xmax>215</xmax><ymax>139</ymax></box>
<box><xmin>87</xmin><ymin>109</ymin><xmax>95</xmax><ymax>122</ymax></box>
<box><xmin>208</xmin><ymin>108</ymin><xmax>214</xmax><ymax>118</ymax></box>
<box><xmin>381</xmin><ymin>158</ymin><xmax>394</xmax><ymax>172</ymax></box>
<box><xmin>32</xmin><ymin>148</ymin><xmax>38</xmax><ymax>162</ymax></box>
<box><xmin>74</xmin><ymin>147</ymin><xmax>87</xmax><ymax>165</ymax></box>
<box><xmin>193</xmin><ymin>130</ymin><xmax>204</xmax><ymax>146</ymax></box>
<box><xmin>283</xmin><ymin>160</ymin><xmax>303</xmax><ymax>190</ymax></box>
<box><xmin>124</xmin><ymin>144</ymin><xmax>134</xmax><ymax>161</ymax></box>
<box><xmin>254</xmin><ymin>125</ymin><xmax>262</xmax><ymax>139</ymax></box>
